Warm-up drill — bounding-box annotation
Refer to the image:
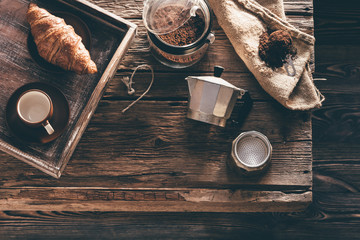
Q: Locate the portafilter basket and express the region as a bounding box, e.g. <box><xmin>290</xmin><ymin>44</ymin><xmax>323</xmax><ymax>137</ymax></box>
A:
<box><xmin>228</xmin><ymin>131</ymin><xmax>272</xmax><ymax>175</ymax></box>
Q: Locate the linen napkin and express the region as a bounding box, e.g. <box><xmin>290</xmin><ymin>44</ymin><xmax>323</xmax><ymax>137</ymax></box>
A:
<box><xmin>208</xmin><ymin>0</ymin><xmax>324</xmax><ymax>110</ymax></box>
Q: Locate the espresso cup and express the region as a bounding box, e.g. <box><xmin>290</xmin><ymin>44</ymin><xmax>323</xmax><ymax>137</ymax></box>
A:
<box><xmin>16</xmin><ymin>89</ymin><xmax>55</xmax><ymax>135</ymax></box>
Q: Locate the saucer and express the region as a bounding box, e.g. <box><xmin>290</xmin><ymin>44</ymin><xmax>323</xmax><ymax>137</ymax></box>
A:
<box><xmin>27</xmin><ymin>12</ymin><xmax>91</xmax><ymax>73</ymax></box>
<box><xmin>6</xmin><ymin>82</ymin><xmax>70</xmax><ymax>144</ymax></box>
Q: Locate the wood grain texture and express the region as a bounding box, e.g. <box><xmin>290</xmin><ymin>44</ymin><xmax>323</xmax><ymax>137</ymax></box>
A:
<box><xmin>0</xmin><ymin>100</ymin><xmax>312</xmax><ymax>211</ymax></box>
<box><xmin>0</xmin><ymin>188</ymin><xmax>311</xmax><ymax>212</ymax></box>
<box><xmin>1</xmin><ymin>0</ymin><xmax>360</xmax><ymax>238</ymax></box>
<box><xmin>0</xmin><ymin>0</ymin><xmax>314</xmax><ymax>222</ymax></box>
<box><xmin>87</xmin><ymin>0</ymin><xmax>314</xmax><ymax>19</ymax></box>
<box><xmin>0</xmin><ymin>142</ymin><xmax>359</xmax><ymax>238</ymax></box>
<box><xmin>313</xmin><ymin>0</ymin><xmax>360</xmax><ymax>45</ymax></box>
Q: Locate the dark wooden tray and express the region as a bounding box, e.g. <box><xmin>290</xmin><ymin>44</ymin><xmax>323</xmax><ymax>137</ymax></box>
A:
<box><xmin>0</xmin><ymin>0</ymin><xmax>137</xmax><ymax>178</ymax></box>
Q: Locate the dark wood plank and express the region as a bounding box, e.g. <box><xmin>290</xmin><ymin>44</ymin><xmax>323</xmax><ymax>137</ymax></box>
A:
<box><xmin>314</xmin><ymin>0</ymin><xmax>360</xmax><ymax>45</ymax></box>
<box><xmin>0</xmin><ymin>101</ymin><xmax>312</xmax><ymax>188</ymax></box>
<box><xmin>1</xmin><ymin>141</ymin><xmax>360</xmax><ymax>237</ymax></box>
<box><xmin>0</xmin><ymin>188</ymin><xmax>311</xmax><ymax>212</ymax></box>
<box><xmin>0</xmin><ymin>97</ymin><xmax>312</xmax><ymax>211</ymax></box>
<box><xmin>0</xmin><ymin>189</ymin><xmax>360</xmax><ymax>239</ymax></box>
<box><xmin>4</xmin><ymin>0</ymin><xmax>360</xmax><ymax>238</ymax></box>
<box><xmin>0</xmin><ymin>140</ymin><xmax>359</xmax><ymax>237</ymax></box>
<box><xmin>88</xmin><ymin>0</ymin><xmax>314</xmax><ymax>19</ymax></box>
<box><xmin>107</xmin><ymin>71</ymin><xmax>273</xmax><ymax>101</ymax></box>
<box><xmin>313</xmin><ymin>44</ymin><xmax>360</xmax><ymax>97</ymax></box>
<box><xmin>312</xmin><ymin>102</ymin><xmax>360</xmax><ymax>142</ymax></box>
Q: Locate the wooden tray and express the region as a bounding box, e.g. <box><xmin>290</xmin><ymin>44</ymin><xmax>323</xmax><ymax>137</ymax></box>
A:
<box><xmin>0</xmin><ymin>0</ymin><xmax>137</xmax><ymax>178</ymax></box>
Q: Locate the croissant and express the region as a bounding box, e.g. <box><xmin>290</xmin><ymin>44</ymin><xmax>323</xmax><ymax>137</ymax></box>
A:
<box><xmin>26</xmin><ymin>3</ymin><xmax>97</xmax><ymax>74</ymax></box>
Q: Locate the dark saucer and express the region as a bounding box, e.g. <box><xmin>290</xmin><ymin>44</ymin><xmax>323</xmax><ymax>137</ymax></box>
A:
<box><xmin>27</xmin><ymin>11</ymin><xmax>91</xmax><ymax>73</ymax></box>
<box><xmin>6</xmin><ymin>82</ymin><xmax>70</xmax><ymax>144</ymax></box>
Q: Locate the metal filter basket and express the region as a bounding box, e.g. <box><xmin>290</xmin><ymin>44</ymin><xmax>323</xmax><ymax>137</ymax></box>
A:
<box><xmin>228</xmin><ymin>131</ymin><xmax>272</xmax><ymax>175</ymax></box>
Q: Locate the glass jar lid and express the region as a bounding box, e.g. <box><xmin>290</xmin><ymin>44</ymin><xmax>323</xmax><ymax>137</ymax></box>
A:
<box><xmin>143</xmin><ymin>0</ymin><xmax>200</xmax><ymax>35</ymax></box>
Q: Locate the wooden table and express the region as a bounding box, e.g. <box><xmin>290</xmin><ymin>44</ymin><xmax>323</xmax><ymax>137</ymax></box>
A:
<box><xmin>0</xmin><ymin>0</ymin><xmax>315</xmax><ymax>212</ymax></box>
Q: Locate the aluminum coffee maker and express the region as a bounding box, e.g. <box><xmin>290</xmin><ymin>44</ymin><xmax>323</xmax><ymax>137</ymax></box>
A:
<box><xmin>186</xmin><ymin>66</ymin><xmax>246</xmax><ymax>127</ymax></box>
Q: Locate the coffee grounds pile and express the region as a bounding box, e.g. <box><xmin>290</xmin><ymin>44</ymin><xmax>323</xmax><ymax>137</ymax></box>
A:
<box><xmin>259</xmin><ymin>30</ymin><xmax>297</xmax><ymax>68</ymax></box>
<box><xmin>159</xmin><ymin>14</ymin><xmax>205</xmax><ymax>46</ymax></box>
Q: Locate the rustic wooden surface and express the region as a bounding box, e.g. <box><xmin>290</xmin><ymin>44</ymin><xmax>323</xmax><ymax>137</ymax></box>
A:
<box><xmin>3</xmin><ymin>0</ymin><xmax>360</xmax><ymax>238</ymax></box>
<box><xmin>0</xmin><ymin>0</ymin><xmax>315</xmax><ymax>213</ymax></box>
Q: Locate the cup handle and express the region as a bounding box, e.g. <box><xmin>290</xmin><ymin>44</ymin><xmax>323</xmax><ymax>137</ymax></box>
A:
<box><xmin>42</xmin><ymin>120</ymin><xmax>55</xmax><ymax>135</ymax></box>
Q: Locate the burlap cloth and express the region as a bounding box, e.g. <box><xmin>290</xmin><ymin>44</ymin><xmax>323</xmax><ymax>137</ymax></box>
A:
<box><xmin>208</xmin><ymin>0</ymin><xmax>324</xmax><ymax>110</ymax></box>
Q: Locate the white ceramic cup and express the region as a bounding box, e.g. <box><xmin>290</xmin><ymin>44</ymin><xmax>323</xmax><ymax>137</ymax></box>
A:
<box><xmin>16</xmin><ymin>89</ymin><xmax>55</xmax><ymax>135</ymax></box>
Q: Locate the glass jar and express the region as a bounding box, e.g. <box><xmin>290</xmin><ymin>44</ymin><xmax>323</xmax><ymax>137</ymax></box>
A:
<box><xmin>143</xmin><ymin>0</ymin><xmax>215</xmax><ymax>68</ymax></box>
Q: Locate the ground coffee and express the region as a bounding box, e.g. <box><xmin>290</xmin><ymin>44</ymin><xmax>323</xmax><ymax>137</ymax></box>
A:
<box><xmin>158</xmin><ymin>14</ymin><xmax>205</xmax><ymax>46</ymax></box>
<box><xmin>148</xmin><ymin>4</ymin><xmax>211</xmax><ymax>67</ymax></box>
<box><xmin>259</xmin><ymin>30</ymin><xmax>297</xmax><ymax>68</ymax></box>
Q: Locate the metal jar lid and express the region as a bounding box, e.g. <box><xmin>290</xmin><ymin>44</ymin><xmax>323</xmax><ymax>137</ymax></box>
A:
<box><xmin>228</xmin><ymin>131</ymin><xmax>272</xmax><ymax>175</ymax></box>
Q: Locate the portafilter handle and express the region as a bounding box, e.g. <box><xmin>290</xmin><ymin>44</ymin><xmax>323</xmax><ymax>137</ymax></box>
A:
<box><xmin>236</xmin><ymin>90</ymin><xmax>253</xmax><ymax>127</ymax></box>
